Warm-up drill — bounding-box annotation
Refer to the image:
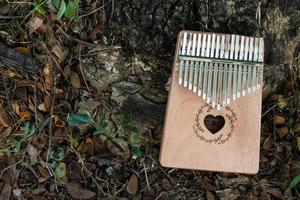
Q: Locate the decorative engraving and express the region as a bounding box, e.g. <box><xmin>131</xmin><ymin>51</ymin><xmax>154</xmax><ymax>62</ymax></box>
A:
<box><xmin>193</xmin><ymin>104</ymin><xmax>238</xmax><ymax>144</ymax></box>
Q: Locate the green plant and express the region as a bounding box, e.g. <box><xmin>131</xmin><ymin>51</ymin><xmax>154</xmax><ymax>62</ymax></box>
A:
<box><xmin>52</xmin><ymin>0</ymin><xmax>79</xmax><ymax>20</ymax></box>
<box><xmin>10</xmin><ymin>122</ymin><xmax>35</xmax><ymax>152</ymax></box>
<box><xmin>67</xmin><ymin>112</ymin><xmax>142</xmax><ymax>158</ymax></box>
<box><xmin>289</xmin><ymin>174</ymin><xmax>300</xmax><ymax>189</ymax></box>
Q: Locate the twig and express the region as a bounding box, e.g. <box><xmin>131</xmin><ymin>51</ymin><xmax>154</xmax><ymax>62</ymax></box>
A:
<box><xmin>78</xmin><ymin>44</ymin><xmax>91</xmax><ymax>92</ymax></box>
<box><xmin>57</xmin><ymin>26</ymin><xmax>120</xmax><ymax>50</ymax></box>
<box><xmin>0</xmin><ymin>16</ymin><xmax>24</xmax><ymax>19</ymax></box>
<box><xmin>78</xmin><ymin>0</ymin><xmax>112</xmax><ymax>19</ymax></box>
<box><xmin>142</xmin><ymin>162</ymin><xmax>151</xmax><ymax>190</ymax></box>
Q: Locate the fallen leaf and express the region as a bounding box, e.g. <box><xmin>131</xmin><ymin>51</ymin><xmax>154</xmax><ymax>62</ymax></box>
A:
<box><xmin>207</xmin><ymin>191</ymin><xmax>215</xmax><ymax>200</ymax></box>
<box><xmin>52</xmin><ymin>44</ymin><xmax>69</xmax><ymax>61</ymax></box>
<box><xmin>274</xmin><ymin>115</ymin><xmax>286</xmax><ymax>125</ymax></box>
<box><xmin>19</xmin><ymin>111</ymin><xmax>31</xmax><ymax>121</ymax></box>
<box><xmin>66</xmin><ymin>182</ymin><xmax>96</xmax><ymax>199</ymax></box>
<box><xmin>107</xmin><ymin>139</ymin><xmax>130</xmax><ymax>160</ymax></box>
<box><xmin>263</xmin><ymin>136</ymin><xmax>274</xmax><ymax>151</ymax></box>
<box><xmin>54</xmin><ymin>115</ymin><xmax>65</xmax><ymax>127</ymax></box>
<box><xmin>2</xmin><ymin>70</ymin><xmax>18</xmax><ymax>78</ymax></box>
<box><xmin>292</xmin><ymin>123</ymin><xmax>300</xmax><ymax>133</ymax></box>
<box><xmin>0</xmin><ymin>3</ymin><xmax>10</xmax><ymax>15</ymax></box>
<box><xmin>267</xmin><ymin>187</ymin><xmax>283</xmax><ymax>199</ymax></box>
<box><xmin>0</xmin><ymin>183</ymin><xmax>12</xmax><ymax>200</ymax></box>
<box><xmin>296</xmin><ymin>137</ymin><xmax>300</xmax><ymax>152</ymax></box>
<box><xmin>26</xmin><ymin>144</ymin><xmax>38</xmax><ymax>163</ymax></box>
<box><xmin>0</xmin><ymin>106</ymin><xmax>12</xmax><ymax>127</ymax></box>
<box><xmin>38</xmin><ymin>103</ymin><xmax>47</xmax><ymax>112</ymax></box>
<box><xmin>44</xmin><ymin>95</ymin><xmax>52</xmax><ymax>111</ymax></box>
<box><xmin>126</xmin><ymin>174</ymin><xmax>138</xmax><ymax>195</ymax></box>
<box><xmin>28</xmin><ymin>15</ymin><xmax>44</xmax><ymax>34</ymax></box>
<box><xmin>37</xmin><ymin>165</ymin><xmax>52</xmax><ymax>182</ymax></box>
<box><xmin>0</xmin><ymin>127</ymin><xmax>11</xmax><ymax>139</ymax></box>
<box><xmin>70</xmin><ymin>72</ymin><xmax>81</xmax><ymax>88</ymax></box>
<box><xmin>55</xmin><ymin>163</ymin><xmax>66</xmax><ymax>178</ymax></box>
<box><xmin>276</xmin><ymin>126</ymin><xmax>289</xmax><ymax>138</ymax></box>
<box><xmin>15</xmin><ymin>47</ymin><xmax>30</xmax><ymax>55</ymax></box>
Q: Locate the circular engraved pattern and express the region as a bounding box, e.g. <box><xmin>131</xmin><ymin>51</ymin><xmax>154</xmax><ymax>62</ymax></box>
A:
<box><xmin>193</xmin><ymin>103</ymin><xmax>238</xmax><ymax>145</ymax></box>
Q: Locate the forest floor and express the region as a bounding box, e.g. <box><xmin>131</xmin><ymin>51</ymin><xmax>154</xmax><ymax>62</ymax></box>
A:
<box><xmin>0</xmin><ymin>0</ymin><xmax>299</xmax><ymax>199</ymax></box>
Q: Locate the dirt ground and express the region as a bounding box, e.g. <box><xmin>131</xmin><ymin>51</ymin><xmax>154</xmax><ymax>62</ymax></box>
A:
<box><xmin>0</xmin><ymin>0</ymin><xmax>299</xmax><ymax>199</ymax></box>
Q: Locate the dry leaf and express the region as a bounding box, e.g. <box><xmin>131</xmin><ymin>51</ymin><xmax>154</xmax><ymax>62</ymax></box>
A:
<box><xmin>52</xmin><ymin>45</ymin><xmax>69</xmax><ymax>61</ymax></box>
<box><xmin>2</xmin><ymin>70</ymin><xmax>18</xmax><ymax>78</ymax></box>
<box><xmin>274</xmin><ymin>115</ymin><xmax>285</xmax><ymax>125</ymax></box>
<box><xmin>27</xmin><ymin>144</ymin><xmax>38</xmax><ymax>162</ymax></box>
<box><xmin>15</xmin><ymin>47</ymin><xmax>30</xmax><ymax>55</ymax></box>
<box><xmin>126</xmin><ymin>174</ymin><xmax>138</xmax><ymax>195</ymax></box>
<box><xmin>267</xmin><ymin>187</ymin><xmax>283</xmax><ymax>199</ymax></box>
<box><xmin>107</xmin><ymin>139</ymin><xmax>130</xmax><ymax>160</ymax></box>
<box><xmin>66</xmin><ymin>182</ymin><xmax>96</xmax><ymax>199</ymax></box>
<box><xmin>54</xmin><ymin>115</ymin><xmax>65</xmax><ymax>127</ymax></box>
<box><xmin>37</xmin><ymin>165</ymin><xmax>52</xmax><ymax>182</ymax></box>
<box><xmin>207</xmin><ymin>191</ymin><xmax>215</xmax><ymax>200</ymax></box>
<box><xmin>0</xmin><ymin>3</ymin><xmax>10</xmax><ymax>15</ymax></box>
<box><xmin>0</xmin><ymin>127</ymin><xmax>11</xmax><ymax>139</ymax></box>
<box><xmin>276</xmin><ymin>127</ymin><xmax>289</xmax><ymax>138</ymax></box>
<box><xmin>70</xmin><ymin>72</ymin><xmax>81</xmax><ymax>88</ymax></box>
<box><xmin>296</xmin><ymin>137</ymin><xmax>300</xmax><ymax>152</ymax></box>
<box><xmin>19</xmin><ymin>111</ymin><xmax>31</xmax><ymax>121</ymax></box>
<box><xmin>0</xmin><ymin>107</ymin><xmax>12</xmax><ymax>127</ymax></box>
<box><xmin>263</xmin><ymin>136</ymin><xmax>274</xmax><ymax>151</ymax></box>
<box><xmin>0</xmin><ymin>183</ymin><xmax>12</xmax><ymax>200</ymax></box>
<box><xmin>38</xmin><ymin>103</ymin><xmax>47</xmax><ymax>112</ymax></box>
<box><xmin>292</xmin><ymin>123</ymin><xmax>300</xmax><ymax>133</ymax></box>
<box><xmin>44</xmin><ymin>95</ymin><xmax>52</xmax><ymax>111</ymax></box>
<box><xmin>28</xmin><ymin>15</ymin><xmax>43</xmax><ymax>34</ymax></box>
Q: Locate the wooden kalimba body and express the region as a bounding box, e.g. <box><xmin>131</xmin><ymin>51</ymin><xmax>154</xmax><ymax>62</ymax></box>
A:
<box><xmin>160</xmin><ymin>31</ymin><xmax>264</xmax><ymax>174</ymax></box>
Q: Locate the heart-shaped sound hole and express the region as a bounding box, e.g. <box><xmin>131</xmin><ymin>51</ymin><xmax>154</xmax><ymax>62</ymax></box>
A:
<box><xmin>204</xmin><ymin>115</ymin><xmax>225</xmax><ymax>134</ymax></box>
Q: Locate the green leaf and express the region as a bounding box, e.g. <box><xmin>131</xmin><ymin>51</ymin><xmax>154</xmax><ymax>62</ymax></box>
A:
<box><xmin>35</xmin><ymin>3</ymin><xmax>47</xmax><ymax>16</ymax></box>
<box><xmin>51</xmin><ymin>0</ymin><xmax>61</xmax><ymax>8</ymax></box>
<box><xmin>68</xmin><ymin>113</ymin><xmax>92</xmax><ymax>126</ymax></box>
<box><xmin>121</xmin><ymin>114</ymin><xmax>132</xmax><ymax>130</ymax></box>
<box><xmin>56</xmin><ymin>0</ymin><xmax>66</xmax><ymax>20</ymax></box>
<box><xmin>130</xmin><ymin>128</ymin><xmax>140</xmax><ymax>147</ymax></box>
<box><xmin>95</xmin><ymin>121</ymin><xmax>108</xmax><ymax>135</ymax></box>
<box><xmin>131</xmin><ymin>146</ymin><xmax>141</xmax><ymax>159</ymax></box>
<box><xmin>105</xmin><ymin>166</ymin><xmax>114</xmax><ymax>176</ymax></box>
<box><xmin>289</xmin><ymin>174</ymin><xmax>300</xmax><ymax>189</ymax></box>
<box><xmin>64</xmin><ymin>0</ymin><xmax>79</xmax><ymax>19</ymax></box>
<box><xmin>11</xmin><ymin>139</ymin><xmax>21</xmax><ymax>152</ymax></box>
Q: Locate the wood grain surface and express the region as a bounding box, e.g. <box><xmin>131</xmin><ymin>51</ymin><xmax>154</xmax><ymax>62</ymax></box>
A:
<box><xmin>159</xmin><ymin>31</ymin><xmax>263</xmax><ymax>174</ymax></box>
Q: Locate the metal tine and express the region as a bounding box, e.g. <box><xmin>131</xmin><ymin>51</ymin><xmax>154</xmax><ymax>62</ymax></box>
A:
<box><xmin>193</xmin><ymin>33</ymin><xmax>202</xmax><ymax>93</ymax></box>
<box><xmin>252</xmin><ymin>38</ymin><xmax>259</xmax><ymax>92</ymax></box>
<box><xmin>212</xmin><ymin>35</ymin><xmax>220</xmax><ymax>109</ymax></box>
<box><xmin>219</xmin><ymin>35</ymin><xmax>225</xmax><ymax>108</ymax></box>
<box><xmin>247</xmin><ymin>37</ymin><xmax>254</xmax><ymax>93</ymax></box>
<box><xmin>179</xmin><ymin>32</ymin><xmax>187</xmax><ymax>85</ymax></box>
<box><xmin>202</xmin><ymin>34</ymin><xmax>211</xmax><ymax>100</ymax></box>
<box><xmin>184</xmin><ymin>33</ymin><xmax>192</xmax><ymax>88</ymax></box>
<box><xmin>207</xmin><ymin>34</ymin><xmax>216</xmax><ymax>104</ymax></box>
<box><xmin>188</xmin><ymin>34</ymin><xmax>197</xmax><ymax>90</ymax></box>
<box><xmin>223</xmin><ymin>35</ymin><xmax>230</xmax><ymax>106</ymax></box>
<box><xmin>198</xmin><ymin>33</ymin><xmax>207</xmax><ymax>96</ymax></box>
<box><xmin>237</xmin><ymin>36</ymin><xmax>244</xmax><ymax>98</ymax></box>
<box><xmin>232</xmin><ymin>35</ymin><xmax>240</xmax><ymax>101</ymax></box>
<box><xmin>227</xmin><ymin>34</ymin><xmax>235</xmax><ymax>105</ymax></box>
<box><xmin>257</xmin><ymin>38</ymin><xmax>264</xmax><ymax>90</ymax></box>
<box><xmin>243</xmin><ymin>37</ymin><xmax>250</xmax><ymax>96</ymax></box>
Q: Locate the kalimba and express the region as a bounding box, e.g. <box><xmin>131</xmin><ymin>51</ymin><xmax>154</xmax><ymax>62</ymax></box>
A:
<box><xmin>160</xmin><ymin>31</ymin><xmax>264</xmax><ymax>174</ymax></box>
